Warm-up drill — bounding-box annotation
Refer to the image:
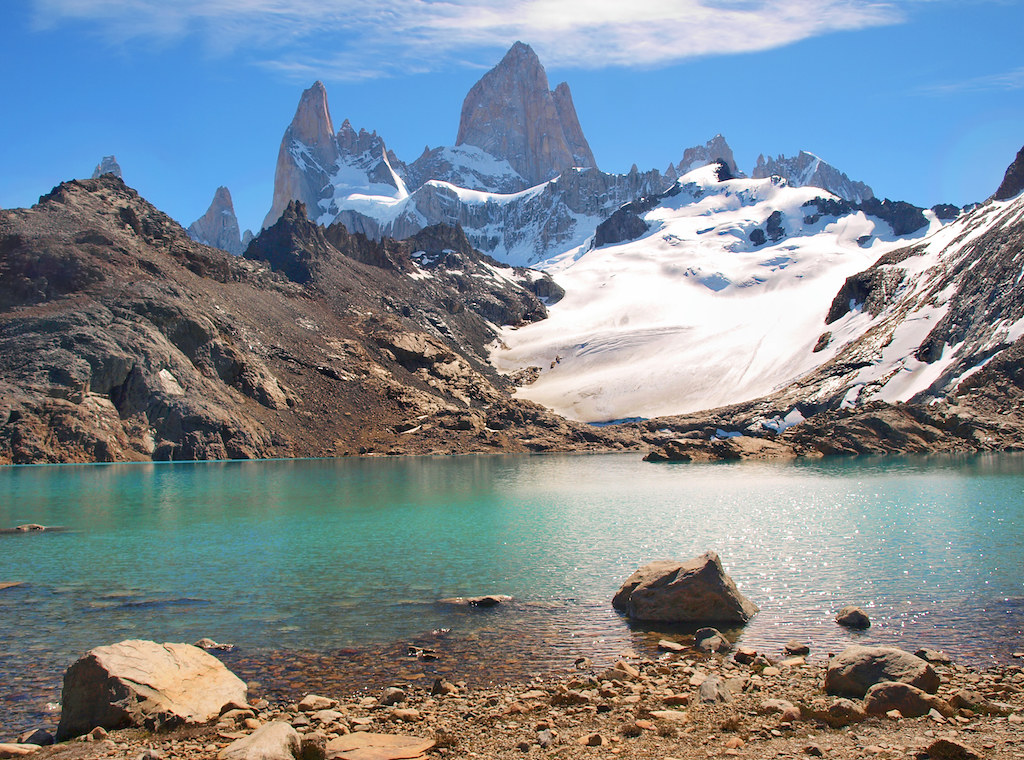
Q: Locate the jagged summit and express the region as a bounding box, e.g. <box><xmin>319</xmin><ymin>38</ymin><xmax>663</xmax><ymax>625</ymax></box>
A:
<box><xmin>188</xmin><ymin>186</ymin><xmax>246</xmax><ymax>256</ymax></box>
<box><xmin>91</xmin><ymin>155</ymin><xmax>122</xmax><ymax>179</ymax></box>
<box><xmin>994</xmin><ymin>145</ymin><xmax>1024</xmax><ymax>201</ymax></box>
<box><xmin>753</xmin><ymin>151</ymin><xmax>873</xmax><ymax>204</ymax></box>
<box><xmin>676</xmin><ymin>135</ymin><xmax>742</xmax><ymax>178</ymax></box>
<box><xmin>263</xmin><ymin>82</ymin><xmax>406</xmax><ymax>229</ymax></box>
<box><xmin>456</xmin><ymin>41</ymin><xmax>596</xmax><ymax>186</ymax></box>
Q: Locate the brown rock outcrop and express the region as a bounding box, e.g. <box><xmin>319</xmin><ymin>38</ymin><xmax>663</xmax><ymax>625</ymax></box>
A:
<box><xmin>456</xmin><ymin>42</ymin><xmax>596</xmax><ymax>186</ymax></box>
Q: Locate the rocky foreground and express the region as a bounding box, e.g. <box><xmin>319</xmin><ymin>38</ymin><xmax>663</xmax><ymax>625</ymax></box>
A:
<box><xmin>5</xmin><ymin>641</ymin><xmax>1024</xmax><ymax>760</ymax></box>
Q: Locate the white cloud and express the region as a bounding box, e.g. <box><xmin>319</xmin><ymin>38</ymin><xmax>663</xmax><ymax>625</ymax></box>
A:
<box><xmin>33</xmin><ymin>0</ymin><xmax>906</xmax><ymax>79</ymax></box>
<box><xmin>923</xmin><ymin>66</ymin><xmax>1024</xmax><ymax>95</ymax></box>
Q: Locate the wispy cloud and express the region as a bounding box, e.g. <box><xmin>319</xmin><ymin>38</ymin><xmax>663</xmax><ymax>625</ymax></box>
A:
<box><xmin>923</xmin><ymin>66</ymin><xmax>1024</xmax><ymax>95</ymax></box>
<box><xmin>33</xmin><ymin>0</ymin><xmax>906</xmax><ymax>80</ymax></box>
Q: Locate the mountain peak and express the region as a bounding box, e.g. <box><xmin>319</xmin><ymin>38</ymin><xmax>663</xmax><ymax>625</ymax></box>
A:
<box><xmin>752</xmin><ymin>150</ymin><xmax>873</xmax><ymax>203</ymax></box>
<box><xmin>994</xmin><ymin>145</ymin><xmax>1024</xmax><ymax>201</ymax></box>
<box><xmin>456</xmin><ymin>42</ymin><xmax>596</xmax><ymax>186</ymax></box>
<box><xmin>188</xmin><ymin>185</ymin><xmax>244</xmax><ymax>256</ymax></box>
<box><xmin>677</xmin><ymin>135</ymin><xmax>741</xmax><ymax>178</ymax></box>
<box><xmin>290</xmin><ymin>81</ymin><xmax>336</xmax><ymax>155</ymax></box>
<box><xmin>91</xmin><ymin>155</ymin><xmax>122</xmax><ymax>179</ymax></box>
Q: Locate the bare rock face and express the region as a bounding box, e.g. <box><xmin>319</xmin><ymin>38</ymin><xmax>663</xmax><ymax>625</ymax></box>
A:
<box><xmin>456</xmin><ymin>42</ymin><xmax>596</xmax><ymax>186</ymax></box>
<box><xmin>91</xmin><ymin>155</ymin><xmax>122</xmax><ymax>179</ymax></box>
<box><xmin>612</xmin><ymin>552</ymin><xmax>759</xmax><ymax>623</ymax></box>
<box><xmin>188</xmin><ymin>186</ymin><xmax>244</xmax><ymax>256</ymax></box>
<box><xmin>994</xmin><ymin>144</ymin><xmax>1024</xmax><ymax>201</ymax></box>
<box><xmin>753</xmin><ymin>151</ymin><xmax>873</xmax><ymax>203</ymax></box>
<box><xmin>263</xmin><ymin>81</ymin><xmax>340</xmax><ymax>230</ymax></box>
<box><xmin>56</xmin><ymin>639</ymin><xmax>248</xmax><ymax>740</ymax></box>
<box><xmin>824</xmin><ymin>645</ymin><xmax>940</xmax><ymax>698</ymax></box>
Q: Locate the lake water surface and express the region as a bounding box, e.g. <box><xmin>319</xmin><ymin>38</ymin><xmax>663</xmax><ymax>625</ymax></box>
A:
<box><xmin>2</xmin><ymin>452</ymin><xmax>1023</xmax><ymax>734</ymax></box>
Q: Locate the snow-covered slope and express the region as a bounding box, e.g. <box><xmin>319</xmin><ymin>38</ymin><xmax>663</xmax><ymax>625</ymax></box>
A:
<box><xmin>491</xmin><ymin>165</ymin><xmax>941</xmax><ymax>422</ymax></box>
<box><xmin>787</xmin><ymin>186</ymin><xmax>1024</xmax><ymax>411</ymax></box>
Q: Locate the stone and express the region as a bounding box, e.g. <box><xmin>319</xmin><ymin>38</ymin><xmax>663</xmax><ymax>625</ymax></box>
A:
<box><xmin>389</xmin><ymin>709</ymin><xmax>420</xmax><ymax>723</ymax></box>
<box><xmin>785</xmin><ymin>641</ymin><xmax>811</xmax><ymax>656</ymax></box>
<box><xmin>863</xmin><ymin>681</ymin><xmax>953</xmax><ymax>718</ymax></box>
<box><xmin>759</xmin><ymin>699</ymin><xmax>796</xmax><ymax>715</ymax></box>
<box><xmin>380</xmin><ymin>687</ymin><xmax>406</xmax><ymax>706</ymax></box>
<box><xmin>437</xmin><ymin>594</ymin><xmax>512</xmax><ymax>607</ymax></box>
<box><xmin>734</xmin><ymin>646</ymin><xmax>757</xmax><ymax>664</ymax></box>
<box><xmin>694</xmin><ymin>627</ymin><xmax>731</xmax><ymax>652</ymax></box>
<box><xmin>536</xmin><ymin>729</ymin><xmax>555</xmax><ymax>748</ymax></box>
<box><xmin>925</xmin><ymin>738</ymin><xmax>983</xmax><ymax>760</ymax></box>
<box><xmin>301</xmin><ymin>733</ymin><xmax>327</xmax><ymax>760</ymax></box>
<box><xmin>824</xmin><ymin>645</ymin><xmax>939</xmax><ymax>697</ymax></box>
<box><xmin>325</xmin><ymin>732</ymin><xmax>436</xmax><ymax>760</ymax></box>
<box><xmin>0</xmin><ymin>746</ymin><xmax>41</xmax><ymax>758</ymax></box>
<box><xmin>949</xmin><ymin>688</ymin><xmax>1014</xmax><ymax>715</ymax></box>
<box><xmin>612</xmin><ymin>552</ymin><xmax>759</xmax><ymax>623</ymax></box>
<box><xmin>219</xmin><ymin>722</ymin><xmax>301</xmax><ymax>760</ymax></box>
<box><xmin>698</xmin><ymin>675</ymin><xmax>730</xmax><ymax>703</ymax></box>
<box><xmin>915</xmin><ymin>648</ymin><xmax>952</xmax><ymax>664</ymax></box>
<box><xmin>56</xmin><ymin>639</ymin><xmax>248</xmax><ymax>741</ymax></box>
<box><xmin>298</xmin><ymin>695</ymin><xmax>338</xmax><ymax>712</ymax></box>
<box><xmin>658</xmin><ymin>639</ymin><xmax>685</xmax><ymax>652</ymax></box>
<box><xmin>195</xmin><ymin>637</ymin><xmax>236</xmax><ymax>652</ymax></box>
<box><xmin>802</xmin><ymin>697</ymin><xmax>867</xmax><ymax>728</ymax></box>
<box><xmin>576</xmin><ymin>733</ymin><xmax>607</xmax><ymax>746</ymax></box>
<box><xmin>649</xmin><ymin>710</ymin><xmax>689</xmax><ymax>723</ymax></box>
<box><xmin>14</xmin><ymin>732</ymin><xmax>50</xmax><ymax>748</ymax></box>
<box><xmin>0</xmin><ymin>581</ymin><xmax>24</xmax><ymax>591</ymax></box>
<box><xmin>835</xmin><ymin>605</ymin><xmax>871</xmax><ymax>629</ymax></box>
<box><xmin>430</xmin><ymin>678</ymin><xmax>459</xmax><ymax>696</ymax></box>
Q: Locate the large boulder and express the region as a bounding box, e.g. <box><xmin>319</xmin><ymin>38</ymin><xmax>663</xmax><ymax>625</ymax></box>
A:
<box><xmin>612</xmin><ymin>552</ymin><xmax>758</xmax><ymax>624</ymax></box>
<box><xmin>824</xmin><ymin>645</ymin><xmax>939</xmax><ymax>698</ymax></box>
<box><xmin>56</xmin><ymin>639</ymin><xmax>248</xmax><ymax>740</ymax></box>
<box><xmin>863</xmin><ymin>681</ymin><xmax>953</xmax><ymax>718</ymax></box>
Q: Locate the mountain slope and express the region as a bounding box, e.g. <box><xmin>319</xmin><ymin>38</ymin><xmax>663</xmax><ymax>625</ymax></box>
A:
<box><xmin>0</xmin><ymin>176</ymin><xmax>634</xmax><ymax>464</ymax></box>
<box><xmin>492</xmin><ymin>164</ymin><xmax>941</xmax><ymax>422</ymax></box>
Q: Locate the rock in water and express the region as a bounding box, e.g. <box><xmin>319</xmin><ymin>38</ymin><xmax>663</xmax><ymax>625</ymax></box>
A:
<box><xmin>835</xmin><ymin>605</ymin><xmax>871</xmax><ymax>629</ymax></box>
<box><xmin>56</xmin><ymin>639</ymin><xmax>247</xmax><ymax>740</ymax></box>
<box><xmin>824</xmin><ymin>645</ymin><xmax>939</xmax><ymax>698</ymax></box>
<box><xmin>91</xmin><ymin>155</ymin><xmax>122</xmax><ymax>179</ymax></box>
<box><xmin>612</xmin><ymin>552</ymin><xmax>758</xmax><ymax>623</ymax></box>
<box><xmin>218</xmin><ymin>722</ymin><xmax>300</xmax><ymax>760</ymax></box>
<box><xmin>456</xmin><ymin>41</ymin><xmax>596</xmax><ymax>186</ymax></box>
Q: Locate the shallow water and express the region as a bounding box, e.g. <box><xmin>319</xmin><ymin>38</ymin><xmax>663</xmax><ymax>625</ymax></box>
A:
<box><xmin>2</xmin><ymin>451</ymin><xmax>1023</xmax><ymax>734</ymax></box>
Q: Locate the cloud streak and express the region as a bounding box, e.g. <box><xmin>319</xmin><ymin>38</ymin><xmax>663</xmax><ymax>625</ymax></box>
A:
<box><xmin>923</xmin><ymin>66</ymin><xmax>1024</xmax><ymax>96</ymax></box>
<box><xmin>33</xmin><ymin>0</ymin><xmax>906</xmax><ymax>79</ymax></box>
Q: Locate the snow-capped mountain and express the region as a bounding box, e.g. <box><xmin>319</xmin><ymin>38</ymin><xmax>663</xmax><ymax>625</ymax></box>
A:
<box><xmin>187</xmin><ymin>186</ymin><xmax>251</xmax><ymax>256</ymax></box>
<box><xmin>492</xmin><ymin>163</ymin><xmax>943</xmax><ymax>422</ymax></box>
<box><xmin>780</xmin><ymin>158</ymin><xmax>1024</xmax><ymax>413</ymax></box>
<box><xmin>263</xmin><ymin>82</ymin><xmax>407</xmax><ymax>229</ymax></box>
<box><xmin>752</xmin><ymin>151</ymin><xmax>873</xmax><ymax>203</ymax></box>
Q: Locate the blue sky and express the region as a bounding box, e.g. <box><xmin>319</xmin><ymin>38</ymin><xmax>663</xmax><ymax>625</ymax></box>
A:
<box><xmin>2</xmin><ymin>1</ymin><xmax>1022</xmax><ymax>234</ymax></box>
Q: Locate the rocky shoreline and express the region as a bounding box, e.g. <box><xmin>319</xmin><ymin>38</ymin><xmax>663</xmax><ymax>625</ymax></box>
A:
<box><xmin>4</xmin><ymin>637</ymin><xmax>1023</xmax><ymax>760</ymax></box>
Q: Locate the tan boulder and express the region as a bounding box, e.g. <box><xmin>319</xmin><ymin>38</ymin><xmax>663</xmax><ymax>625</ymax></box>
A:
<box><xmin>56</xmin><ymin>639</ymin><xmax>247</xmax><ymax>740</ymax></box>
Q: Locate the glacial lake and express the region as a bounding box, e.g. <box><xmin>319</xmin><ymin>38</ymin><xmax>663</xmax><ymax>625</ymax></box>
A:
<box><xmin>2</xmin><ymin>452</ymin><xmax>1024</xmax><ymax>733</ymax></box>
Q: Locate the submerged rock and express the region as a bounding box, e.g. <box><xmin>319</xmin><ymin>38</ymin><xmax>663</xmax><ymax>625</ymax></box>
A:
<box><xmin>56</xmin><ymin>639</ymin><xmax>247</xmax><ymax>740</ymax></box>
<box><xmin>612</xmin><ymin>552</ymin><xmax>758</xmax><ymax>624</ymax></box>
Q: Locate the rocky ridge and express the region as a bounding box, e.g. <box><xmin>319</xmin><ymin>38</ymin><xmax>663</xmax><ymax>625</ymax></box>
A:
<box><xmin>90</xmin><ymin>156</ymin><xmax>121</xmax><ymax>180</ymax></box>
<box><xmin>0</xmin><ymin>175</ymin><xmax>636</xmax><ymax>464</ymax></box>
<box><xmin>753</xmin><ymin>151</ymin><xmax>874</xmax><ymax>204</ymax></box>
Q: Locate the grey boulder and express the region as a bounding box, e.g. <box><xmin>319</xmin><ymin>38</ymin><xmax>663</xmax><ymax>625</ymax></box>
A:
<box><xmin>612</xmin><ymin>552</ymin><xmax>758</xmax><ymax>623</ymax></box>
<box><xmin>824</xmin><ymin>645</ymin><xmax>939</xmax><ymax>698</ymax></box>
<box><xmin>56</xmin><ymin>639</ymin><xmax>247</xmax><ymax>740</ymax></box>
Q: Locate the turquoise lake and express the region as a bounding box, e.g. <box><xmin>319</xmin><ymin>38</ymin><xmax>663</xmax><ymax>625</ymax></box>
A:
<box><xmin>2</xmin><ymin>452</ymin><xmax>1024</xmax><ymax>733</ymax></box>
